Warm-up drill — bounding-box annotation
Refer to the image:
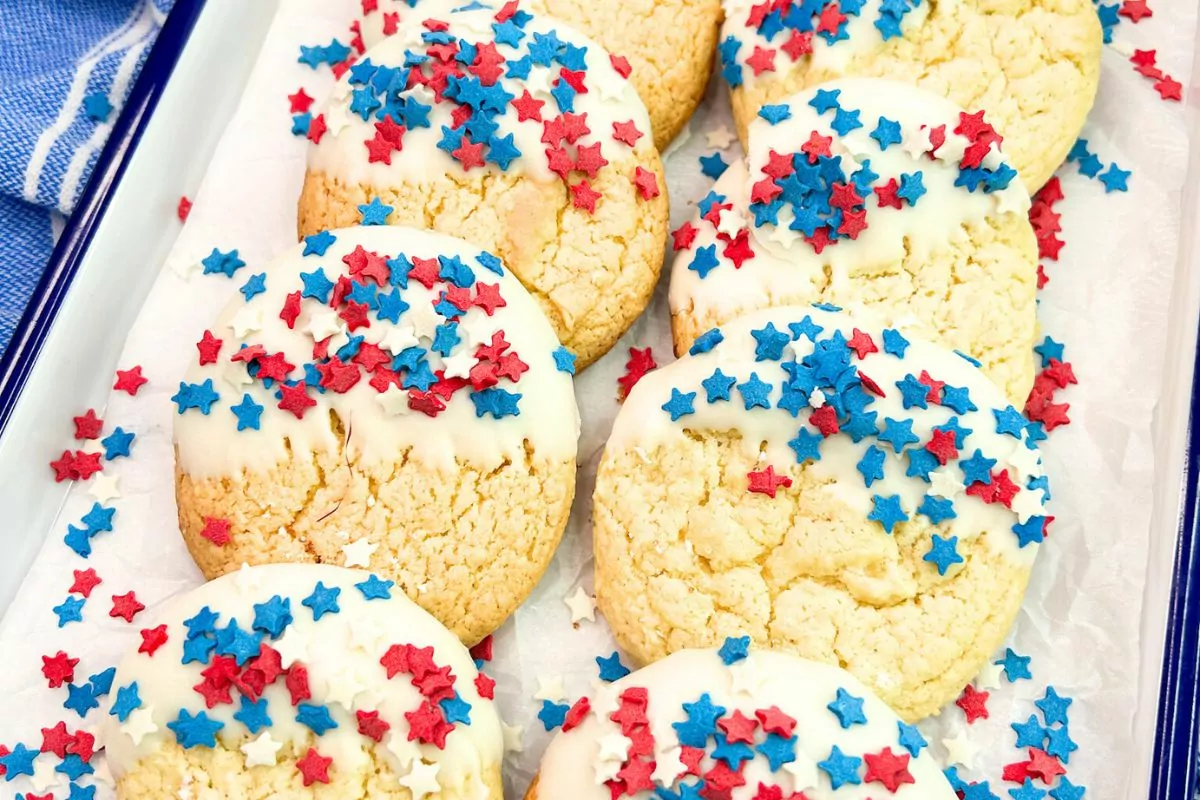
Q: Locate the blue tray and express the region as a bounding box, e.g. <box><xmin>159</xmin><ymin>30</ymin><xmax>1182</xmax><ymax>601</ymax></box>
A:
<box><xmin>0</xmin><ymin>3</ymin><xmax>1194</xmax><ymax>796</ymax></box>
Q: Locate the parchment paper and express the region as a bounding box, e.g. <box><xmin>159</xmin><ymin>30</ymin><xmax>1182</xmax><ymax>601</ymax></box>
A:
<box><xmin>0</xmin><ymin>1</ymin><xmax>1195</xmax><ymax>798</ymax></box>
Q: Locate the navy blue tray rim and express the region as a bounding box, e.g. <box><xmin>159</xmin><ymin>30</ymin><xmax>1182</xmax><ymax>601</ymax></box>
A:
<box><xmin>0</xmin><ymin>2</ymin><xmax>1195</xmax><ymax>795</ymax></box>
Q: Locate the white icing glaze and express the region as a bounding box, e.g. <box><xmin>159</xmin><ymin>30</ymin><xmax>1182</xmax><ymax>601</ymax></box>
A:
<box><xmin>670</xmin><ymin>78</ymin><xmax>1029</xmax><ymax>326</ymax></box>
<box><xmin>537</xmin><ymin>647</ymin><xmax>958</xmax><ymax>799</ymax></box>
<box><xmin>101</xmin><ymin>564</ymin><xmax>503</xmax><ymax>790</ymax></box>
<box><xmin>174</xmin><ymin>226</ymin><xmax>580</xmax><ymax>479</ymax></box>
<box><xmin>310</xmin><ymin>0</ymin><xmax>652</xmax><ymax>186</ymax></box>
<box><xmin>610</xmin><ymin>304</ymin><xmax>1046</xmax><ymax>564</ymax></box>
<box><xmin>720</xmin><ymin>0</ymin><xmax>930</xmax><ymax>81</ymax></box>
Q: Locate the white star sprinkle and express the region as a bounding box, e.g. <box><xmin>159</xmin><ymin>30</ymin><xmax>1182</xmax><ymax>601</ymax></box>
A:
<box><xmin>564</xmin><ymin>587</ymin><xmax>596</xmax><ymax>623</ymax></box>
<box><xmin>441</xmin><ymin>348</ymin><xmax>476</xmax><ymax>380</ymax></box>
<box><xmin>900</xmin><ymin>124</ymin><xmax>932</xmax><ymax>159</ymax></box>
<box><xmin>234</xmin><ymin>562</ymin><xmax>261</xmax><ymax>593</ymax></box>
<box><xmin>380</xmin><ymin>324</ymin><xmax>419</xmax><ymax>355</ymax></box>
<box><xmin>273</xmin><ymin>625</ymin><xmax>310</xmax><ymax>668</ymax></box>
<box><xmin>596</xmin><ymin>732</ymin><xmax>633</xmax><ymax>762</ymax></box>
<box><xmin>241</xmin><ymin>731</ymin><xmax>282</xmax><ymax>767</ymax></box>
<box><xmin>400</xmin><ymin>759</ymin><xmax>441</xmax><ymax>800</ymax></box>
<box><xmin>1007</xmin><ymin>442</ymin><xmax>1042</xmax><ymax>479</ymax></box>
<box><xmin>942</xmin><ymin>730</ymin><xmax>980</xmax><ymax>768</ymax></box>
<box><xmin>728</xmin><ymin>654</ymin><xmax>766</xmax><ymax>696</ymax></box>
<box><xmin>534</xmin><ymin>675</ymin><xmax>567</xmax><ymax>703</ymax></box>
<box><xmin>928</xmin><ymin>468</ymin><xmax>964</xmax><ymax>500</ymax></box>
<box><xmin>1010</xmin><ymin>486</ymin><xmax>1045</xmax><ymax>524</ymax></box>
<box><xmin>716</xmin><ymin>207</ymin><xmax>746</xmax><ymax>238</ymax></box>
<box><xmin>220</xmin><ymin>360</ymin><xmax>253</xmax><ymax>391</ymax></box>
<box><xmin>30</xmin><ymin>757</ymin><xmax>57</xmax><ymax>791</ymax></box>
<box><xmin>501</xmin><ymin>720</ymin><xmax>524</xmax><ymax>753</ymax></box>
<box><xmin>386</xmin><ymin>731</ymin><xmax>418</xmax><ymax>767</ymax></box>
<box><xmin>325</xmin><ymin>668</ymin><xmax>367</xmax><ymax>709</ymax></box>
<box><xmin>341</xmin><ymin>537</ymin><xmax>378</xmax><ymax>568</ymax></box>
<box><xmin>305</xmin><ymin>308</ymin><xmax>344</xmax><ymax>343</ymax></box>
<box><xmin>783</xmin><ymin>756</ymin><xmax>821</xmax><ymax>793</ymax></box>
<box><xmin>230</xmin><ymin>305</ymin><xmax>264</xmax><ymax>338</ymax></box>
<box><xmin>88</xmin><ymin>473</ymin><xmax>121</xmax><ymax>504</ymax></box>
<box><xmin>406</xmin><ymin>304</ymin><xmax>441</xmax><ymax>341</ymax></box>
<box><xmin>376</xmin><ymin>384</ymin><xmax>411</xmax><ymax>416</ymax></box>
<box><xmin>121</xmin><ymin>706</ymin><xmax>158</xmax><ymax>746</ymax></box>
<box><xmin>705</xmin><ymin>125</ymin><xmax>736</xmax><ymax>149</ymax></box>
<box><xmin>349</xmin><ymin>616</ymin><xmax>386</xmax><ymax>652</ymax></box>
<box><xmin>651</xmin><ymin>746</ymin><xmax>686</xmax><ymax>787</ymax></box>
<box><xmin>974</xmin><ymin>660</ymin><xmax>1004</xmax><ymax>691</ymax></box>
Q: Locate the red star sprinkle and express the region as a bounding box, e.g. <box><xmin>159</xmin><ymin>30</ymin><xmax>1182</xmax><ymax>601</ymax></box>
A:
<box><xmin>69</xmin><ymin>568</ymin><xmax>101</xmax><ymax>598</ymax></box>
<box><xmin>406</xmin><ymin>700</ymin><xmax>453</xmax><ymax>747</ymax></box>
<box><xmin>717</xmin><ymin>710</ymin><xmax>758</xmax><ymax>744</ymax></box>
<box><xmin>863</xmin><ymin>747</ymin><xmax>915</xmax><ymax>792</ymax></box>
<box><xmin>828</xmin><ymin>181</ymin><xmax>863</xmax><ymax>211</ymax></box>
<box><xmin>365</xmin><ymin>132</ymin><xmax>398</xmax><ymax>164</ymax></box>
<box><xmin>0</xmin><ymin>745</ymin><xmax>7</xmax><ymax>777</ymax></box>
<box><xmin>747</xmin><ymin>465</ymin><xmax>793</xmax><ymax>498</ymax></box>
<box><xmin>612</xmin><ymin>119</ymin><xmax>643</xmax><ymax>146</ymax></box>
<box><xmin>453</xmin><ymin>137</ymin><xmax>486</xmax><ymax>170</ymax></box>
<box><xmin>633</xmin><ymin>166</ymin><xmax>660</xmax><ymax>200</ymax></box>
<box><xmin>42</xmin><ymin>651</ymin><xmax>78</xmax><ymax>688</ymax></box>
<box><xmin>1119</xmin><ymin>0</ymin><xmax>1152</xmax><ymax>21</ymax></box>
<box><xmin>755</xmin><ymin>706</ymin><xmax>797</xmax><ymax>737</ymax></box>
<box><xmin>67</xmin><ymin>730</ymin><xmax>94</xmax><ymax>762</ymax></box>
<box><xmin>296</xmin><ymin>747</ymin><xmax>332</xmax><ymax>786</ymax></box>
<box><xmin>110</xmin><ymin>592</ymin><xmax>145</xmax><ymax>623</ymax></box>
<box><xmin>1155</xmin><ymin>75</ymin><xmax>1182</xmax><ymax>101</ymax></box>
<box><xmin>1026</xmin><ymin>748</ymin><xmax>1066</xmax><ymax>783</ymax></box>
<box><xmin>288</xmin><ymin>88</ymin><xmax>314</xmax><ymax>113</ymax></box>
<box><xmin>573</xmin><ymin>143</ymin><xmax>608</xmax><ymax>178</ymax></box>
<box><xmin>782</xmin><ymin>29</ymin><xmax>814</xmax><ymax>60</ymax></box>
<box><xmin>306</xmin><ymin>114</ymin><xmax>327</xmax><ymax>144</ymax></box>
<box><xmin>200</xmin><ymin>516</ymin><xmax>231</xmax><ymax>547</ymax></box>
<box><xmin>139</xmin><ymin>624</ymin><xmax>169</xmax><ymax>656</ymax></box>
<box><xmin>955</xmin><ymin>684</ymin><xmax>990</xmax><ymax>723</ymax></box>
<box><xmin>723</xmin><ymin>229</ymin><xmax>754</xmax><ymax>268</ymax></box>
<box><xmin>255</xmin><ymin>351</ymin><xmax>295</xmax><ymax>381</ymax></box>
<box><xmin>800</xmin><ymin>130</ymin><xmax>833</xmax><ymax>163</ymax></box>
<box><xmin>356</xmin><ymin>709</ymin><xmax>391</xmax><ymax>742</ymax></box>
<box><xmin>113</xmin><ymin>366</ymin><xmax>148</xmax><ymax>395</ymax></box>
<box><xmin>287</xmin><ymin>665</ymin><xmax>312</xmax><ymax>705</ymax></box>
<box><xmin>672</xmin><ymin>222</ymin><xmax>698</xmax><ymax>251</ymax></box>
<box><xmin>469</xmin><ymin>635</ymin><xmax>493</xmax><ymax>662</ymax></box>
<box><xmin>610</xmin><ymin>53</ymin><xmax>632</xmax><ymax>78</ymax></box>
<box><xmin>278</xmin><ymin>383</ymin><xmax>317</xmax><ymax>419</ymax></box>
<box><xmin>177</xmin><ymin>196</ymin><xmax>192</xmax><ymax>222</ymax></box>
<box><xmin>1002</xmin><ymin>759</ymin><xmax>1033</xmax><ymax>783</ymax></box>
<box><xmin>805</xmin><ymin>225</ymin><xmax>835</xmax><ymax>254</ymax></box>
<box><xmin>617</xmin><ymin>347</ymin><xmax>657</xmax><ymax>400</ymax></box>
<box><xmin>925</xmin><ymin>428</ymin><xmax>959</xmax><ymax>465</ymax></box>
<box><xmin>570</xmin><ymin>180</ymin><xmax>602</xmax><ymax>213</ymax></box>
<box><xmin>475</xmin><ymin>671</ymin><xmax>496</xmax><ymax>699</ymax></box>
<box><xmin>838</xmin><ymin>208</ymin><xmax>868</xmax><ymax>239</ymax></box>
<box><xmin>809</xmin><ymin>404</ymin><xmax>840</xmax><ymax>436</ymax></box>
<box><xmin>72</xmin><ymin>409</ymin><xmax>103</xmax><ymax>440</ymax></box>
<box><xmin>562</xmin><ymin>697</ymin><xmax>591</xmax><ymax>732</ymax></box>
<box><xmin>847</xmin><ymin>328</ymin><xmax>877</xmax><ymax>359</ymax></box>
<box><xmin>746</xmin><ymin>45</ymin><xmax>777</xmax><ymax>75</ymax></box>
<box><xmin>473</xmin><ymin>283</ymin><xmax>507</xmax><ymax>315</ymax></box>
<box><xmin>917</xmin><ymin>370</ymin><xmax>945</xmax><ymax>403</ymax></box>
<box><xmin>196</xmin><ymin>330</ymin><xmax>223</xmax><ymax>364</ymax></box>
<box><xmin>40</xmin><ymin>722</ymin><xmax>73</xmax><ymax>758</ymax></box>
<box><xmin>875</xmin><ymin>178</ymin><xmax>903</xmax><ymax>209</ymax></box>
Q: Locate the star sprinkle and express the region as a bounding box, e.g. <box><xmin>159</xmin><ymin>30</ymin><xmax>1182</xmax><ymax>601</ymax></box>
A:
<box><xmin>109</xmin><ymin>592</ymin><xmax>145</xmax><ymax>622</ymax></box>
<box><xmin>296</xmin><ymin>747</ymin><xmax>332</xmax><ymax>785</ymax></box>
<box><xmin>924</xmin><ymin>534</ymin><xmax>963</xmax><ymax>575</ymax></box>
<box><xmin>597</xmin><ymin>652</ymin><xmax>631</xmax><ymax>681</ymax></box>
<box><xmin>956</xmin><ymin>684</ymin><xmax>990</xmax><ymax>723</ymax></box>
<box><xmin>868</xmin><ymin>494</ymin><xmax>908</xmax><ymax>533</ymax></box>
<box><xmin>564</xmin><ymin>587</ymin><xmax>596</xmax><ymax>623</ymax></box>
<box><xmin>747</xmin><ymin>465</ymin><xmax>792</xmax><ymax>498</ymax></box>
<box><xmin>827</xmin><ymin>688</ymin><xmax>867</xmax><ymax>727</ymax></box>
<box><xmin>996</xmin><ymin>648</ymin><xmax>1033</xmax><ymax>682</ymax></box>
<box><xmin>618</xmin><ymin>347</ymin><xmax>657</xmax><ymax>399</ymax></box>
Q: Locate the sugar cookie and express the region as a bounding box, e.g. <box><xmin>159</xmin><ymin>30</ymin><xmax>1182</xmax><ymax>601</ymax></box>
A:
<box><xmin>300</xmin><ymin>0</ymin><xmax>670</xmax><ymax>369</ymax></box>
<box><xmin>717</xmin><ymin>0</ymin><xmax>1102</xmax><ymax>190</ymax></box>
<box><xmin>527</xmin><ymin>641</ymin><xmax>957</xmax><ymax>798</ymax></box>
<box><xmin>670</xmin><ymin>78</ymin><xmax>1037</xmax><ymax>405</ymax></box>
<box><xmin>593</xmin><ymin>305</ymin><xmax>1049</xmax><ymax>720</ymax></box>
<box><xmin>356</xmin><ymin>0</ymin><xmax>723</xmax><ymax>149</ymax></box>
<box><xmin>100</xmin><ymin>564</ymin><xmax>503</xmax><ymax>800</ymax></box>
<box><xmin>173</xmin><ymin>226</ymin><xmax>578</xmax><ymax>645</ymax></box>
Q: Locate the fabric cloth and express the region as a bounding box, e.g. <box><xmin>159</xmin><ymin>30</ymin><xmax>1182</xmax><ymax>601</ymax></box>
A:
<box><xmin>0</xmin><ymin>0</ymin><xmax>175</xmax><ymax>356</ymax></box>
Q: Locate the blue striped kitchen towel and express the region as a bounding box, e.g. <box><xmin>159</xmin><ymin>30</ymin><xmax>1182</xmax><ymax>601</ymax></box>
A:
<box><xmin>0</xmin><ymin>0</ymin><xmax>175</xmax><ymax>357</ymax></box>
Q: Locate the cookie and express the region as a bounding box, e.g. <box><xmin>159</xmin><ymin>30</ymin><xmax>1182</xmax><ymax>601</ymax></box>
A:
<box><xmin>173</xmin><ymin>226</ymin><xmax>579</xmax><ymax>646</ymax></box>
<box><xmin>669</xmin><ymin>78</ymin><xmax>1037</xmax><ymax>406</ymax></box>
<box><xmin>527</xmin><ymin>640</ymin><xmax>957</xmax><ymax>798</ymax></box>
<box><xmin>717</xmin><ymin>0</ymin><xmax>1102</xmax><ymax>190</ymax></box>
<box><xmin>100</xmin><ymin>564</ymin><xmax>503</xmax><ymax>800</ymax></box>
<box><xmin>299</xmin><ymin>0</ymin><xmax>671</xmax><ymax>369</ymax></box>
<box><xmin>593</xmin><ymin>305</ymin><xmax>1049</xmax><ymax>720</ymax></box>
<box><xmin>356</xmin><ymin>0</ymin><xmax>724</xmax><ymax>149</ymax></box>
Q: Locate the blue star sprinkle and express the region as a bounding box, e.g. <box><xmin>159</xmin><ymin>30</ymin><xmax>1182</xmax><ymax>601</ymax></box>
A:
<box><xmin>673</xmin><ymin>693</ymin><xmax>725</xmax><ymax>747</ymax></box>
<box><xmin>230</xmin><ymin>394</ymin><xmax>265</xmax><ymax>431</ymax></box>
<box><xmin>251</xmin><ymin>595</ymin><xmax>292</xmax><ymax>638</ymax></box>
<box><xmin>172</xmin><ymin>379</ymin><xmax>220</xmax><ymax>415</ymax></box>
<box><xmin>868</xmin><ymin>494</ymin><xmax>908</xmax><ymax>534</ymax></box>
<box><xmin>995</xmin><ymin>648</ymin><xmax>1032</xmax><ymax>682</ymax></box>
<box><xmin>702</xmin><ymin>369</ymin><xmax>737</xmax><ymax>403</ymax></box>
<box><xmin>64</xmin><ymin>683</ymin><xmax>99</xmax><ymax>716</ymax></box>
<box><xmin>1036</xmin><ymin>686</ymin><xmax>1073</xmax><ymax>726</ymax></box>
<box><xmin>661</xmin><ymin>389</ymin><xmax>697</xmax><ymax>421</ymax></box>
<box><xmin>200</xmin><ymin>248</ymin><xmax>246</xmax><ymax>278</ymax></box>
<box><xmin>718</xmin><ymin>635</ymin><xmax>750</xmax><ymax>665</ymax></box>
<box><xmin>699</xmin><ymin>152</ymin><xmax>729</xmax><ymax>179</ymax></box>
<box><xmin>690</xmin><ymin>328</ymin><xmax>724</xmax><ymax>355</ymax></box>
<box><xmin>752</xmin><ymin>322</ymin><xmax>791</xmax><ymax>361</ymax></box>
<box><xmin>596</xmin><ymin>652</ymin><xmax>631</xmax><ymax>682</ymax></box>
<box><xmin>301</xmin><ymin>581</ymin><xmax>341</xmax><ymax>620</ymax></box>
<box><xmin>924</xmin><ymin>534</ymin><xmax>963</xmax><ymax>575</ymax></box>
<box><xmin>0</xmin><ymin>744</ymin><xmax>37</xmax><ymax>781</ymax></box>
<box><xmin>818</xmin><ymin>745</ymin><xmax>862</xmax><ymax>789</ymax></box>
<box><xmin>240</xmin><ymin>273</ymin><xmax>267</xmax><ymax>301</ymax></box>
<box><xmin>109</xmin><ymin>682</ymin><xmax>142</xmax><ymax>722</ymax></box>
<box><xmin>296</xmin><ymin>703</ymin><xmax>338</xmax><ymax>735</ymax></box>
<box><xmin>552</xmin><ymin>346</ymin><xmax>577</xmax><ymax>374</ymax></box>
<box><xmin>737</xmin><ymin>373</ymin><xmax>772</xmax><ymax>409</ymax></box>
<box><xmin>538</xmin><ymin>699</ymin><xmax>569</xmax><ymax>731</ymax></box>
<box><xmin>856</xmin><ymin>445</ymin><xmax>886</xmax><ymax>487</ymax></box>
<box><xmin>827</xmin><ymin>687</ymin><xmax>868</xmax><ymax>727</ymax></box>
<box><xmin>440</xmin><ymin>693</ymin><xmax>473</xmax><ymax>725</ymax></box>
<box><xmin>54</xmin><ymin>596</ymin><xmax>86</xmax><ymax>627</ymax></box>
<box><xmin>355</xmin><ymin>574</ymin><xmax>394</xmax><ymax>600</ymax></box>
<box><xmin>302</xmin><ymin>230</ymin><xmax>337</xmax><ymax>256</ymax></box>
<box><xmin>788</xmin><ymin>428</ymin><xmax>823</xmax><ymax>463</ymax></box>
<box><xmin>897</xmin><ymin>720</ymin><xmax>927</xmax><ymax>757</ymax></box>
<box><xmin>168</xmin><ymin>709</ymin><xmax>225</xmax><ymax>749</ymax></box>
<box><xmin>234</xmin><ymin>696</ymin><xmax>273</xmax><ymax>734</ymax></box>
<box><xmin>1011</xmin><ymin>715</ymin><xmax>1047</xmax><ymax>748</ymax></box>
<box><xmin>358</xmin><ymin>197</ymin><xmax>394</xmax><ymax>225</ymax></box>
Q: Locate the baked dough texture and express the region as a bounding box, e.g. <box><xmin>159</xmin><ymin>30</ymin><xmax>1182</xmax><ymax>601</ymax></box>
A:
<box><xmin>718</xmin><ymin>0</ymin><xmax>1103</xmax><ymax>190</ymax></box>
<box><xmin>100</xmin><ymin>564</ymin><xmax>504</xmax><ymax>800</ymax></box>
<box><xmin>356</xmin><ymin>0</ymin><xmax>724</xmax><ymax>149</ymax></box>
<box><xmin>173</xmin><ymin>226</ymin><xmax>579</xmax><ymax>645</ymax></box>
<box><xmin>669</xmin><ymin>78</ymin><xmax>1038</xmax><ymax>406</ymax></box>
<box><xmin>593</xmin><ymin>305</ymin><xmax>1049</xmax><ymax>720</ymax></box>
<box><xmin>300</xmin><ymin>0</ymin><xmax>670</xmax><ymax>369</ymax></box>
<box><xmin>527</xmin><ymin>646</ymin><xmax>959</xmax><ymax>797</ymax></box>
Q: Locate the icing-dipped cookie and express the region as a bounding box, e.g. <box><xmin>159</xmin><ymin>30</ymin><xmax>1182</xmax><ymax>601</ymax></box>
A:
<box><xmin>527</xmin><ymin>641</ymin><xmax>957</xmax><ymax>798</ymax></box>
<box><xmin>100</xmin><ymin>564</ymin><xmax>503</xmax><ymax>800</ymax></box>
<box><xmin>717</xmin><ymin>0</ymin><xmax>1102</xmax><ymax>190</ymax></box>
<box><xmin>670</xmin><ymin>79</ymin><xmax>1037</xmax><ymax>405</ymax></box>
<box><xmin>299</xmin><ymin>0</ymin><xmax>670</xmax><ymax>369</ymax></box>
<box><xmin>356</xmin><ymin>0</ymin><xmax>724</xmax><ymax>149</ymax></box>
<box><xmin>593</xmin><ymin>305</ymin><xmax>1049</xmax><ymax>720</ymax></box>
<box><xmin>173</xmin><ymin>226</ymin><xmax>579</xmax><ymax>645</ymax></box>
